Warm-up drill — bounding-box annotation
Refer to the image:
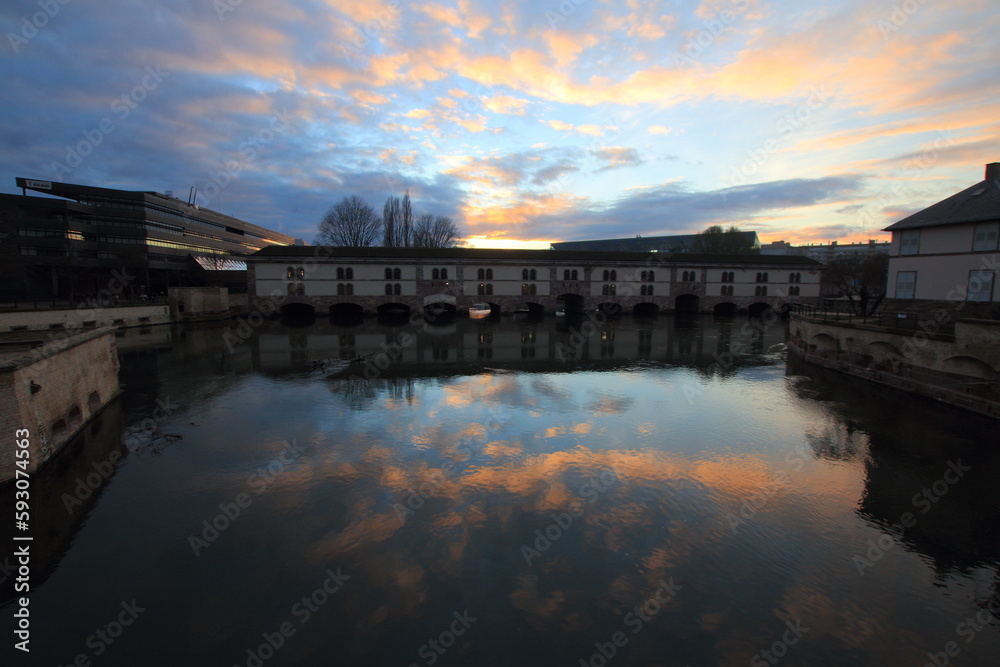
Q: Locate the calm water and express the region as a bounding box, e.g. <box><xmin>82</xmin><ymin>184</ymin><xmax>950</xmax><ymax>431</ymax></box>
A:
<box><xmin>3</xmin><ymin>314</ymin><xmax>1000</xmax><ymax>667</ymax></box>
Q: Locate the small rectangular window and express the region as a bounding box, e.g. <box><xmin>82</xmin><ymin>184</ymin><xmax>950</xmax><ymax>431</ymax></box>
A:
<box><xmin>973</xmin><ymin>222</ymin><xmax>999</xmax><ymax>252</ymax></box>
<box><xmin>899</xmin><ymin>229</ymin><xmax>920</xmax><ymax>255</ymax></box>
<box><xmin>895</xmin><ymin>271</ymin><xmax>916</xmax><ymax>299</ymax></box>
<box><xmin>967</xmin><ymin>270</ymin><xmax>994</xmax><ymax>302</ymax></box>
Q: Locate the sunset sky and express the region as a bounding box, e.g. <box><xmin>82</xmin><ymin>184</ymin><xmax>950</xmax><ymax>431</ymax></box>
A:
<box><xmin>2</xmin><ymin>0</ymin><xmax>997</xmax><ymax>248</ymax></box>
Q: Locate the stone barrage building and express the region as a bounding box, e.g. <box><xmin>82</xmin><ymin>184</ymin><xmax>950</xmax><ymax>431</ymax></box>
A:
<box><xmin>248</xmin><ymin>246</ymin><xmax>822</xmax><ymax>317</ymax></box>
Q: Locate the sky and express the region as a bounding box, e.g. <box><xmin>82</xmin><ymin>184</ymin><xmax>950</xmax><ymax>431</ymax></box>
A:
<box><xmin>1</xmin><ymin>0</ymin><xmax>997</xmax><ymax>248</ymax></box>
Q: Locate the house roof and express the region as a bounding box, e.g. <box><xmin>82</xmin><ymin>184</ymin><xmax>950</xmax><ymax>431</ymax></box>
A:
<box><xmin>883</xmin><ymin>177</ymin><xmax>1000</xmax><ymax>231</ymax></box>
<box><xmin>250</xmin><ymin>245</ymin><xmax>821</xmax><ymax>266</ymax></box>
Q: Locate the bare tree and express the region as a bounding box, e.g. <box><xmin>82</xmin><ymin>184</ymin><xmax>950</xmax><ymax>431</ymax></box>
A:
<box><xmin>316</xmin><ymin>196</ymin><xmax>382</xmax><ymax>246</ymax></box>
<box><xmin>382</xmin><ymin>195</ymin><xmax>401</xmax><ymax>247</ymax></box>
<box><xmin>694</xmin><ymin>225</ymin><xmax>759</xmax><ymax>254</ymax></box>
<box><xmin>824</xmin><ymin>254</ymin><xmax>888</xmax><ymax>316</ymax></box>
<box><xmin>412</xmin><ymin>213</ymin><xmax>462</xmax><ymax>248</ymax></box>
<box><xmin>401</xmin><ymin>190</ymin><xmax>412</xmax><ymax>247</ymax></box>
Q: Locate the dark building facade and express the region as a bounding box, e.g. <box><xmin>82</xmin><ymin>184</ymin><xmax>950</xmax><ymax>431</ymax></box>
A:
<box><xmin>0</xmin><ymin>178</ymin><xmax>296</xmax><ymax>300</ymax></box>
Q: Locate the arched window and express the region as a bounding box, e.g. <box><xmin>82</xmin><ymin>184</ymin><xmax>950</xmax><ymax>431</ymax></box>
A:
<box><xmin>641</xmin><ymin>270</ymin><xmax>647</xmax><ymax>282</ymax></box>
<box><xmin>486</xmin><ymin>268</ymin><xmax>493</xmax><ymax>280</ymax></box>
<box><xmin>754</xmin><ymin>285</ymin><xmax>760</xmax><ymax>296</ymax></box>
<box><xmin>346</xmin><ymin>283</ymin><xmax>354</xmax><ymax>295</ymax></box>
<box><xmin>440</xmin><ymin>268</ymin><xmax>448</xmax><ymax>279</ymax></box>
<box><xmin>609</xmin><ymin>284</ymin><xmax>617</xmax><ymax>295</ymax></box>
<box><xmin>345</xmin><ymin>268</ymin><xmax>353</xmax><ymax>280</ymax></box>
<box><xmin>287</xmin><ymin>283</ymin><xmax>296</xmax><ymax>295</ymax></box>
<box><xmin>603</xmin><ymin>270</ymin><xmax>610</xmax><ymax>281</ymax></box>
<box><xmin>337</xmin><ymin>267</ymin><xmax>345</xmax><ymax>280</ymax></box>
<box><xmin>648</xmin><ymin>270</ymin><xmax>655</xmax><ymax>282</ymax></box>
<box><xmin>530</xmin><ymin>284</ymin><xmax>537</xmax><ymax>295</ymax></box>
<box><xmin>762</xmin><ymin>272</ymin><xmax>768</xmax><ymax>282</ymax></box>
<box><xmin>563</xmin><ymin>269</ymin><xmax>570</xmax><ymax>280</ymax></box>
<box><xmin>646</xmin><ymin>285</ymin><xmax>653</xmax><ymax>296</ymax></box>
<box><xmin>486</xmin><ymin>283</ymin><xmax>493</xmax><ymax>295</ymax></box>
<box><xmin>393</xmin><ymin>268</ymin><xmax>401</xmax><ymax>280</ymax></box>
<box><xmin>394</xmin><ymin>283</ymin><xmax>401</xmax><ymax>295</ymax></box>
<box><xmin>478</xmin><ymin>268</ymin><xmax>485</xmax><ymax>280</ymax></box>
<box><xmin>385</xmin><ymin>283</ymin><xmax>393</xmax><ymax>295</ymax></box>
<box><xmin>610</xmin><ymin>270</ymin><xmax>617</xmax><ymax>281</ymax></box>
<box><xmin>337</xmin><ymin>283</ymin><xmax>345</xmax><ymax>295</ymax></box>
<box><xmin>478</xmin><ymin>283</ymin><xmax>486</xmax><ymax>295</ymax></box>
<box><xmin>755</xmin><ymin>272</ymin><xmax>762</xmax><ymax>282</ymax></box>
<box><xmin>286</xmin><ymin>267</ymin><xmax>295</xmax><ymax>279</ymax></box>
<box><xmin>721</xmin><ymin>286</ymin><xmax>728</xmax><ymax>296</ymax></box>
<box><xmin>385</xmin><ymin>267</ymin><xmax>393</xmax><ymax>280</ymax></box>
<box><xmin>432</xmin><ymin>268</ymin><xmax>440</xmax><ymax>280</ymax></box>
<box><xmin>602</xmin><ymin>284</ymin><xmax>610</xmax><ymax>295</ymax></box>
<box><xmin>530</xmin><ymin>269</ymin><xmax>537</xmax><ymax>280</ymax></box>
<box><xmin>296</xmin><ymin>283</ymin><xmax>305</xmax><ymax>295</ymax></box>
<box><xmin>572</xmin><ymin>270</ymin><xmax>579</xmax><ymax>280</ymax></box>
<box><xmin>296</xmin><ymin>267</ymin><xmax>305</xmax><ymax>279</ymax></box>
<box><xmin>522</xmin><ymin>283</ymin><xmax>529</xmax><ymax>295</ymax></box>
<box><xmin>522</xmin><ymin>268</ymin><xmax>529</xmax><ymax>280</ymax></box>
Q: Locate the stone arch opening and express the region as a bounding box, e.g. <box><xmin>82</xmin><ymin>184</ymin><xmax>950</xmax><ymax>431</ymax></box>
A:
<box><xmin>329</xmin><ymin>302</ymin><xmax>364</xmax><ymax>323</ymax></box>
<box><xmin>713</xmin><ymin>302</ymin><xmax>738</xmax><ymax>317</ymax></box>
<box><xmin>557</xmin><ymin>293</ymin><xmax>585</xmax><ymax>315</ymax></box>
<box><xmin>633</xmin><ymin>302</ymin><xmax>660</xmax><ymax>317</ymax></box>
<box><xmin>747</xmin><ymin>302</ymin><xmax>773</xmax><ymax>318</ymax></box>
<box><xmin>597</xmin><ymin>302</ymin><xmax>623</xmax><ymax>318</ymax></box>
<box><xmin>943</xmin><ymin>356</ymin><xmax>999</xmax><ymax>381</ymax></box>
<box><xmin>811</xmin><ymin>332</ymin><xmax>840</xmax><ymax>353</ymax></box>
<box><xmin>675</xmin><ymin>294</ymin><xmax>700</xmax><ymax>314</ymax></box>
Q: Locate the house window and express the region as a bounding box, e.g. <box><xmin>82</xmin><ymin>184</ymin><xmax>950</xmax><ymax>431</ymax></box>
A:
<box><xmin>287</xmin><ymin>283</ymin><xmax>296</xmax><ymax>295</ymax></box>
<box><xmin>967</xmin><ymin>270</ymin><xmax>994</xmax><ymax>302</ymax></box>
<box><xmin>384</xmin><ymin>267</ymin><xmax>401</xmax><ymax>279</ymax></box>
<box><xmin>521</xmin><ymin>283</ymin><xmax>529</xmax><ymax>295</ymax></box>
<box><xmin>610</xmin><ymin>284</ymin><xmax>616</xmax><ymax>295</ymax></box>
<box><xmin>296</xmin><ymin>283</ymin><xmax>305</xmax><ymax>296</ymax></box>
<box><xmin>602</xmin><ymin>284</ymin><xmax>609</xmax><ymax>296</ymax></box>
<box><xmin>432</xmin><ymin>268</ymin><xmax>440</xmax><ymax>280</ymax></box>
<box><xmin>973</xmin><ymin>222</ymin><xmax>999</xmax><ymax>251</ymax></box>
<box><xmin>394</xmin><ymin>283</ymin><xmax>402</xmax><ymax>295</ymax></box>
<box><xmin>478</xmin><ymin>268</ymin><xmax>485</xmax><ymax>280</ymax></box>
<box><xmin>478</xmin><ymin>283</ymin><xmax>493</xmax><ymax>295</ymax></box>
<box><xmin>755</xmin><ymin>285</ymin><xmax>768</xmax><ymax>296</ymax></box>
<box><xmin>789</xmin><ymin>272</ymin><xmax>800</xmax><ymax>283</ymax></box>
<box><xmin>895</xmin><ymin>271</ymin><xmax>916</xmax><ymax>299</ymax></box>
<box><xmin>603</xmin><ymin>270</ymin><xmax>610</xmax><ymax>281</ymax></box>
<box><xmin>899</xmin><ymin>229</ymin><xmax>920</xmax><ymax>255</ymax></box>
<box><xmin>522</xmin><ymin>269</ymin><xmax>529</xmax><ymax>280</ymax></box>
<box><xmin>286</xmin><ymin>266</ymin><xmax>295</xmax><ymax>279</ymax></box>
<box><xmin>571</xmin><ymin>269</ymin><xmax>578</xmax><ymax>280</ymax></box>
<box><xmin>385</xmin><ymin>283</ymin><xmax>394</xmax><ymax>295</ymax></box>
<box><xmin>563</xmin><ymin>269</ymin><xmax>571</xmax><ymax>280</ymax></box>
<box><xmin>440</xmin><ymin>268</ymin><xmax>448</xmax><ymax>280</ymax></box>
<box><xmin>296</xmin><ymin>267</ymin><xmax>305</xmax><ymax>279</ymax></box>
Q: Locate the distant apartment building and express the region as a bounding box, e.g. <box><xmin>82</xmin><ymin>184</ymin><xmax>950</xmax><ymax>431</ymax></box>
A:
<box><xmin>0</xmin><ymin>178</ymin><xmax>296</xmax><ymax>300</ymax></box>
<box><xmin>760</xmin><ymin>239</ymin><xmax>890</xmax><ymax>263</ymax></box>
<box><xmin>882</xmin><ymin>163</ymin><xmax>1000</xmax><ymax>317</ymax></box>
<box><xmin>551</xmin><ymin>231</ymin><xmax>760</xmax><ymax>254</ymax></box>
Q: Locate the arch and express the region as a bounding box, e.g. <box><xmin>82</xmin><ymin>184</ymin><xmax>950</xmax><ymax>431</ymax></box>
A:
<box><xmin>675</xmin><ymin>294</ymin><xmax>700</xmax><ymax>314</ymax></box>
<box><xmin>557</xmin><ymin>293</ymin><xmax>585</xmax><ymax>315</ymax></box>
<box><xmin>88</xmin><ymin>390</ymin><xmax>102</xmax><ymax>414</ymax></box>
<box><xmin>597</xmin><ymin>302</ymin><xmax>623</xmax><ymax>319</ymax></box>
<box><xmin>522</xmin><ymin>268</ymin><xmax>529</xmax><ymax>280</ymax></box>
<box><xmin>330</xmin><ymin>302</ymin><xmax>364</xmax><ymax>323</ymax></box>
<box><xmin>432</xmin><ymin>268</ymin><xmax>440</xmax><ymax>280</ymax></box>
<box><xmin>51</xmin><ymin>418</ymin><xmax>68</xmax><ymax>443</ymax></box>
<box><xmin>867</xmin><ymin>341</ymin><xmax>903</xmax><ymax>364</ymax></box>
<box><xmin>563</xmin><ymin>269</ymin><xmax>571</xmax><ymax>280</ymax></box>
<box><xmin>514</xmin><ymin>302</ymin><xmax>545</xmax><ymax>319</ymax></box>
<box><xmin>280</xmin><ymin>303</ymin><xmax>315</xmax><ymax>317</ymax></box>
<box><xmin>67</xmin><ymin>404</ymin><xmax>83</xmax><ymax>429</ymax></box>
<box><xmin>377</xmin><ymin>302</ymin><xmax>412</xmax><ymax>322</ymax></box>
<box><xmin>424</xmin><ymin>301</ymin><xmax>457</xmax><ymax>324</ymax></box>
<box><xmin>633</xmin><ymin>302</ymin><xmax>660</xmax><ymax>317</ymax></box>
<box><xmin>943</xmin><ymin>356</ymin><xmax>999</xmax><ymax>380</ymax></box>
<box><xmin>530</xmin><ymin>269</ymin><xmax>537</xmax><ymax>280</ymax></box>
<box><xmin>811</xmin><ymin>332</ymin><xmax>840</xmax><ymax>352</ymax></box>
<box><xmin>714</xmin><ymin>302</ymin><xmax>738</xmax><ymax>317</ymax></box>
<box><xmin>748</xmin><ymin>302</ymin><xmax>772</xmax><ymax>318</ymax></box>
<box><xmin>603</xmin><ymin>269</ymin><xmax>610</xmax><ymax>281</ymax></box>
<box><xmin>440</xmin><ymin>268</ymin><xmax>448</xmax><ymax>279</ymax></box>
<box><xmin>478</xmin><ymin>268</ymin><xmax>485</xmax><ymax>280</ymax></box>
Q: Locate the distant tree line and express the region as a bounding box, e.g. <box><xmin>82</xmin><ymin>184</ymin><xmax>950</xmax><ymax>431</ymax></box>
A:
<box><xmin>316</xmin><ymin>191</ymin><xmax>462</xmax><ymax>248</ymax></box>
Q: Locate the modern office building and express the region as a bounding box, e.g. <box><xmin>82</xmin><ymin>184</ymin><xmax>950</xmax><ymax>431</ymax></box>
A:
<box><xmin>761</xmin><ymin>239</ymin><xmax>890</xmax><ymax>263</ymax></box>
<box><xmin>0</xmin><ymin>177</ymin><xmax>296</xmax><ymax>300</ymax></box>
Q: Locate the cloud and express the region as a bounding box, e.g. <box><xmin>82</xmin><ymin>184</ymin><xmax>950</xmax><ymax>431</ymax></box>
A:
<box><xmin>592</xmin><ymin>147</ymin><xmax>644</xmax><ymax>172</ymax></box>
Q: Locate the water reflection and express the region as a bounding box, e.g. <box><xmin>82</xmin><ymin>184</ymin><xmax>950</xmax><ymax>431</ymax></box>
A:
<box><xmin>7</xmin><ymin>316</ymin><xmax>1000</xmax><ymax>666</ymax></box>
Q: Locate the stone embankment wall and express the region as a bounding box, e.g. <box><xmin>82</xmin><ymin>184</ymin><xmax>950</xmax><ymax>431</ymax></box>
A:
<box><xmin>789</xmin><ymin>314</ymin><xmax>1000</xmax><ymax>419</ymax></box>
<box><xmin>0</xmin><ymin>328</ymin><xmax>121</xmax><ymax>482</ymax></box>
<box><xmin>0</xmin><ymin>305</ymin><xmax>169</xmax><ymax>332</ymax></box>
